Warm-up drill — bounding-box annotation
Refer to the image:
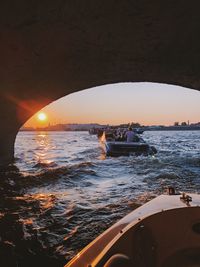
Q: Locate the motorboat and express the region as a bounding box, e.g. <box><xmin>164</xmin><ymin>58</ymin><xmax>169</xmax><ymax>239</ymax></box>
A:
<box><xmin>65</xmin><ymin>190</ymin><xmax>200</xmax><ymax>267</ymax></box>
<box><xmin>102</xmin><ymin>130</ymin><xmax>156</xmax><ymax>156</ymax></box>
<box><xmin>105</xmin><ymin>140</ymin><xmax>156</xmax><ymax>156</ymax></box>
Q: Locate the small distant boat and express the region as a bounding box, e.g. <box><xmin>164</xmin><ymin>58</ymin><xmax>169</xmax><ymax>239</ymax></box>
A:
<box><xmin>89</xmin><ymin>128</ymin><xmax>104</xmax><ymax>138</ymax></box>
<box><xmin>134</xmin><ymin>128</ymin><xmax>144</xmax><ymax>134</ymax></box>
<box><xmin>105</xmin><ymin>140</ymin><xmax>157</xmax><ymax>156</ymax></box>
<box><xmin>65</xmin><ymin>191</ymin><xmax>199</xmax><ymax>267</ymax></box>
<box><xmin>89</xmin><ymin>128</ymin><xmax>98</xmax><ymax>135</ymax></box>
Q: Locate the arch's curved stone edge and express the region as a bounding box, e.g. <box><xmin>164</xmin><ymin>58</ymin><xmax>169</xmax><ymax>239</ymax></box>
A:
<box><xmin>0</xmin><ymin>132</ymin><xmax>17</xmax><ymax>166</ymax></box>
<box><xmin>1</xmin><ymin>0</ymin><xmax>200</xmax><ymax>165</ymax></box>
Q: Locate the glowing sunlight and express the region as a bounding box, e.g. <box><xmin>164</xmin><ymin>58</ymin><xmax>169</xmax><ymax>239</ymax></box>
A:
<box><xmin>37</xmin><ymin>112</ymin><xmax>47</xmax><ymax>122</ymax></box>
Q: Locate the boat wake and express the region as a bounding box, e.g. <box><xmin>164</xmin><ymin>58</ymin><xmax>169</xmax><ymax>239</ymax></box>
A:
<box><xmin>0</xmin><ymin>130</ymin><xmax>199</xmax><ymax>266</ymax></box>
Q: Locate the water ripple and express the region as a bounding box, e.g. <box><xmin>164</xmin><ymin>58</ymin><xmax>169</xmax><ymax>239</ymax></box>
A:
<box><xmin>0</xmin><ymin>130</ymin><xmax>199</xmax><ymax>266</ymax></box>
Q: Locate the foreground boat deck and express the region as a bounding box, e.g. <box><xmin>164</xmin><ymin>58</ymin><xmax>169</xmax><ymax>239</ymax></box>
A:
<box><xmin>66</xmin><ymin>193</ymin><xmax>200</xmax><ymax>267</ymax></box>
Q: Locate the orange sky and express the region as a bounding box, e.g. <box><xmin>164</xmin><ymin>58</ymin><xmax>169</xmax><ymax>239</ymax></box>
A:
<box><xmin>25</xmin><ymin>83</ymin><xmax>200</xmax><ymax>128</ymax></box>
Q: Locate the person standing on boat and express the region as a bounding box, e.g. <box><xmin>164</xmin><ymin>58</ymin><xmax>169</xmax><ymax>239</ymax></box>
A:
<box><xmin>114</xmin><ymin>128</ymin><xmax>122</xmax><ymax>141</ymax></box>
<box><xmin>125</xmin><ymin>127</ymin><xmax>138</xmax><ymax>142</ymax></box>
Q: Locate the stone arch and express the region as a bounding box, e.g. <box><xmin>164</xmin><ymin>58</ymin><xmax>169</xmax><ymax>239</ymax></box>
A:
<box><xmin>1</xmin><ymin>0</ymin><xmax>200</xmax><ymax>165</ymax></box>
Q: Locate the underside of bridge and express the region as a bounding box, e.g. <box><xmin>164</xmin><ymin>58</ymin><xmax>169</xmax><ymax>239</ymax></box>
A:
<box><xmin>0</xmin><ymin>0</ymin><xmax>200</xmax><ymax>165</ymax></box>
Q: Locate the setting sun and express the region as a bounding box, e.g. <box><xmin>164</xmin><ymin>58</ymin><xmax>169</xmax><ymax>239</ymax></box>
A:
<box><xmin>37</xmin><ymin>112</ymin><xmax>47</xmax><ymax>121</ymax></box>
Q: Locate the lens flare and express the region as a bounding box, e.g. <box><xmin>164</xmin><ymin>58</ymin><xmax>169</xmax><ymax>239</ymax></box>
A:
<box><xmin>37</xmin><ymin>112</ymin><xmax>47</xmax><ymax>121</ymax></box>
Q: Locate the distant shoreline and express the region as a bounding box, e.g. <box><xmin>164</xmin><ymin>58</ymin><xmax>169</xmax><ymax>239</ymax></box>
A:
<box><xmin>20</xmin><ymin>126</ymin><xmax>200</xmax><ymax>132</ymax></box>
<box><xmin>144</xmin><ymin>126</ymin><xmax>200</xmax><ymax>131</ymax></box>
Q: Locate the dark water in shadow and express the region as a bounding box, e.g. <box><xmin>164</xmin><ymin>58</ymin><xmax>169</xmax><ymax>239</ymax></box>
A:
<box><xmin>0</xmin><ymin>131</ymin><xmax>200</xmax><ymax>266</ymax></box>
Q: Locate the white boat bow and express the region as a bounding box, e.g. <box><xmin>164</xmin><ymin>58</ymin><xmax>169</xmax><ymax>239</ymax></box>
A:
<box><xmin>65</xmin><ymin>192</ymin><xmax>200</xmax><ymax>267</ymax></box>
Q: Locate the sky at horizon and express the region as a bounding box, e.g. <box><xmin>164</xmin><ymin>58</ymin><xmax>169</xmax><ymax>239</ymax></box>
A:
<box><xmin>25</xmin><ymin>82</ymin><xmax>200</xmax><ymax>127</ymax></box>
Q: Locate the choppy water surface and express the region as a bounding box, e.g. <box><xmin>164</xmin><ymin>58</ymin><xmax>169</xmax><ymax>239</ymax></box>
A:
<box><xmin>0</xmin><ymin>130</ymin><xmax>200</xmax><ymax>266</ymax></box>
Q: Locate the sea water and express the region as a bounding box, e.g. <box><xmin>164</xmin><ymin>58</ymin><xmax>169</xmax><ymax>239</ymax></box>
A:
<box><xmin>0</xmin><ymin>130</ymin><xmax>200</xmax><ymax>266</ymax></box>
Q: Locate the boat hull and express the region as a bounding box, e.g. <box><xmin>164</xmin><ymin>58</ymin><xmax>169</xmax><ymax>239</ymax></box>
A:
<box><xmin>105</xmin><ymin>141</ymin><xmax>156</xmax><ymax>156</ymax></box>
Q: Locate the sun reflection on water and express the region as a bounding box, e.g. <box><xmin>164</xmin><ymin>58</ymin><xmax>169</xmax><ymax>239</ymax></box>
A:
<box><xmin>34</xmin><ymin>132</ymin><xmax>55</xmax><ymax>166</ymax></box>
<box><xmin>15</xmin><ymin>193</ymin><xmax>56</xmax><ymax>211</ymax></box>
